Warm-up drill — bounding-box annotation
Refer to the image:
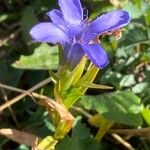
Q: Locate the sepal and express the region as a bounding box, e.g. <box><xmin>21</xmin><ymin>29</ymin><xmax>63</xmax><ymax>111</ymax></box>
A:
<box><xmin>37</xmin><ymin>136</ymin><xmax>58</xmax><ymax>150</ymax></box>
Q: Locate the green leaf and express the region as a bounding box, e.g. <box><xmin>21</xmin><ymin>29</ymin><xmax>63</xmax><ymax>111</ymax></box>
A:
<box><xmin>21</xmin><ymin>6</ymin><xmax>38</xmax><ymax>42</ymax></box>
<box><xmin>132</xmin><ymin>0</ymin><xmax>149</xmax><ymax>14</ymax></box>
<box><xmin>142</xmin><ymin>108</ymin><xmax>150</xmax><ymax>126</ymax></box>
<box><xmin>72</xmin><ymin>116</ymin><xmax>91</xmax><ymax>139</ymax></box>
<box><xmin>54</xmin><ymin>56</ymin><xmax>87</xmax><ymax>104</ymax></box>
<box><xmin>80</xmin><ymin>90</ymin><xmax>143</xmax><ymax>126</ymax></box>
<box><xmin>141</xmin><ymin>48</ymin><xmax>150</xmax><ymax>62</ymax></box>
<box><xmin>124</xmin><ymin>1</ymin><xmax>143</xmax><ymax>19</ymax></box>
<box><xmin>100</xmin><ymin>70</ymin><xmax>122</xmax><ymax>88</ymax></box>
<box><xmin>119</xmin><ymin>74</ymin><xmax>136</xmax><ymax>88</ymax></box>
<box><xmin>78</xmin><ymin>65</ymin><xmax>99</xmax><ymax>84</ymax></box>
<box><xmin>56</xmin><ymin>137</ymin><xmax>102</xmax><ymax>150</ymax></box>
<box><xmin>132</xmin><ymin>82</ymin><xmax>149</xmax><ymax>94</ymax></box>
<box><xmin>58</xmin><ymin>56</ymin><xmax>87</xmax><ymax>92</ymax></box>
<box><xmin>145</xmin><ymin>8</ymin><xmax>150</xmax><ymax>26</ymax></box>
<box><xmin>63</xmin><ymin>87</ymin><xmax>84</xmax><ymax>108</ymax></box>
<box><xmin>119</xmin><ymin>27</ymin><xmax>150</xmax><ymax>48</ymax></box>
<box><xmin>77</xmin><ymin>82</ymin><xmax>113</xmax><ymax>90</ymax></box>
<box><xmin>125</xmin><ymin>53</ymin><xmax>140</xmax><ymax>66</ymax></box>
<box><xmin>63</xmin><ymin>65</ymin><xmax>99</xmax><ymax>108</ymax></box>
<box><xmin>12</xmin><ymin>44</ymin><xmax>58</xmax><ymax>70</ymax></box>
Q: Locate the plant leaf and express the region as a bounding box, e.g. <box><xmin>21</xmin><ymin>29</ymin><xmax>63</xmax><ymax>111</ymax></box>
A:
<box><xmin>119</xmin><ymin>27</ymin><xmax>150</xmax><ymax>48</ymax></box>
<box><xmin>56</xmin><ymin>137</ymin><xmax>102</xmax><ymax>150</ymax></box>
<box><xmin>142</xmin><ymin>108</ymin><xmax>150</xmax><ymax>126</ymax></box>
<box><xmin>63</xmin><ymin>65</ymin><xmax>99</xmax><ymax>108</ymax></box>
<box><xmin>32</xmin><ymin>93</ymin><xmax>74</xmax><ymax>139</ymax></box>
<box><xmin>72</xmin><ymin>117</ymin><xmax>91</xmax><ymax>139</ymax></box>
<box><xmin>12</xmin><ymin>44</ymin><xmax>58</xmax><ymax>70</ymax></box>
<box><xmin>80</xmin><ymin>90</ymin><xmax>143</xmax><ymax>126</ymax></box>
<box><xmin>77</xmin><ymin>82</ymin><xmax>113</xmax><ymax>89</ymax></box>
<box><xmin>119</xmin><ymin>74</ymin><xmax>136</xmax><ymax>88</ymax></box>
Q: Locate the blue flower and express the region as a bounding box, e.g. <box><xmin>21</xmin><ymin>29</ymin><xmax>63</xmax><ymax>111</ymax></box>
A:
<box><xmin>30</xmin><ymin>0</ymin><xmax>130</xmax><ymax>70</ymax></box>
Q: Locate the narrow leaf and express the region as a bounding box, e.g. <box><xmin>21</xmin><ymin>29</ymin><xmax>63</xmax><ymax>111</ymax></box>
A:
<box><xmin>37</xmin><ymin>136</ymin><xmax>58</xmax><ymax>150</ymax></box>
<box><xmin>77</xmin><ymin>82</ymin><xmax>113</xmax><ymax>89</ymax></box>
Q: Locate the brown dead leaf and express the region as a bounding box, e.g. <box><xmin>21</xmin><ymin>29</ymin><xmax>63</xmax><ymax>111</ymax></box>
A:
<box><xmin>0</xmin><ymin>128</ymin><xmax>39</xmax><ymax>146</ymax></box>
<box><xmin>32</xmin><ymin>93</ymin><xmax>74</xmax><ymax>139</ymax></box>
<box><xmin>32</xmin><ymin>93</ymin><xmax>74</xmax><ymax>123</ymax></box>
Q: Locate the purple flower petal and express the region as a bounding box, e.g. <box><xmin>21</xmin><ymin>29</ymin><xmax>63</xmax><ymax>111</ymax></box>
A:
<box><xmin>63</xmin><ymin>43</ymin><xmax>84</xmax><ymax>70</ymax></box>
<box><xmin>58</xmin><ymin>0</ymin><xmax>83</xmax><ymax>25</ymax></box>
<box><xmin>66</xmin><ymin>24</ymin><xmax>84</xmax><ymax>39</ymax></box>
<box><xmin>30</xmin><ymin>23</ymin><xmax>69</xmax><ymax>44</ymax></box>
<box><xmin>46</xmin><ymin>9</ymin><xmax>64</xmax><ymax>25</ymax></box>
<box><xmin>82</xmin><ymin>10</ymin><xmax>131</xmax><ymax>43</ymax></box>
<box><xmin>82</xmin><ymin>44</ymin><xmax>109</xmax><ymax>68</ymax></box>
<box><xmin>46</xmin><ymin>9</ymin><xmax>84</xmax><ymax>38</ymax></box>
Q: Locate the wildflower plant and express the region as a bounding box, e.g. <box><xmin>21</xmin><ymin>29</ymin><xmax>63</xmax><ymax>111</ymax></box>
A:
<box><xmin>28</xmin><ymin>0</ymin><xmax>131</xmax><ymax>149</ymax></box>
<box><xmin>1</xmin><ymin>0</ymin><xmax>150</xmax><ymax>149</ymax></box>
